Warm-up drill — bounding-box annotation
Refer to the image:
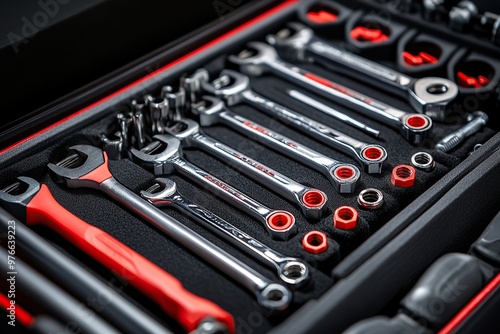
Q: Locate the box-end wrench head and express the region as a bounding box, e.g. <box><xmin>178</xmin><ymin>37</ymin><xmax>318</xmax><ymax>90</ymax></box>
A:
<box><xmin>131</xmin><ymin>135</ymin><xmax>297</xmax><ymax>240</ymax></box>
<box><xmin>268</xmin><ymin>22</ymin><xmax>459</xmax><ymax>120</ymax></box>
<box><xmin>200</xmin><ymin>71</ymin><xmax>386</xmax><ymax>174</ymax></box>
<box><xmin>141</xmin><ymin>178</ymin><xmax>310</xmax><ymax>287</ymax></box>
<box><xmin>195</xmin><ymin>96</ymin><xmax>361</xmax><ymax>194</ymax></box>
<box><xmin>165</xmin><ymin>119</ymin><xmax>329</xmax><ymax>221</ymax></box>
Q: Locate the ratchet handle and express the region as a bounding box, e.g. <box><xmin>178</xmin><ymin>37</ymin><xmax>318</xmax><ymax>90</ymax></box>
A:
<box><xmin>26</xmin><ymin>185</ymin><xmax>234</xmax><ymax>333</ymax></box>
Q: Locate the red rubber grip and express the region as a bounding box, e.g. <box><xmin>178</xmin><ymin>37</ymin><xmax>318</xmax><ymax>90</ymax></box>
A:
<box><xmin>26</xmin><ymin>185</ymin><xmax>234</xmax><ymax>333</ymax></box>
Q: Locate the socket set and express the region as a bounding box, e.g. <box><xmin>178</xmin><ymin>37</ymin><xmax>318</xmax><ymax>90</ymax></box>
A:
<box><xmin>1</xmin><ymin>1</ymin><xmax>500</xmax><ymax>333</ymax></box>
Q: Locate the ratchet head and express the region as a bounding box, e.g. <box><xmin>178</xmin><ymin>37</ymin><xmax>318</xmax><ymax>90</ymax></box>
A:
<box><xmin>140</xmin><ymin>178</ymin><xmax>178</xmax><ymax>207</ymax></box>
<box><xmin>257</xmin><ymin>283</ymin><xmax>292</xmax><ymax>311</ymax></box>
<box><xmin>192</xmin><ymin>96</ymin><xmax>227</xmax><ymax>127</ymax></box>
<box><xmin>199</xmin><ymin>70</ymin><xmax>251</xmax><ymax>107</ymax></box>
<box><xmin>130</xmin><ymin>135</ymin><xmax>183</xmax><ymax>176</ymax></box>
<box><xmin>266</xmin><ymin>22</ymin><xmax>314</xmax><ymax>63</ymax></box>
<box><xmin>400</xmin><ymin>113</ymin><xmax>433</xmax><ymax>144</ymax></box>
<box><xmin>48</xmin><ymin>145</ymin><xmax>112</xmax><ymax>189</ymax></box>
<box><xmin>229</xmin><ymin>42</ymin><xmax>278</xmax><ymax>77</ymax></box>
<box><xmin>358</xmin><ymin>145</ymin><xmax>388</xmax><ymax>174</ymax></box>
<box><xmin>0</xmin><ymin>176</ymin><xmax>41</xmax><ymax>221</ymax></box>
<box><xmin>409</xmin><ymin>77</ymin><xmax>459</xmax><ymax>121</ymax></box>
<box><xmin>328</xmin><ymin>164</ymin><xmax>361</xmax><ymax>194</ymax></box>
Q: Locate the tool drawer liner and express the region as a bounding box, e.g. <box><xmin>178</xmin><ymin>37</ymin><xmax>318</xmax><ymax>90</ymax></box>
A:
<box><xmin>0</xmin><ymin>1</ymin><xmax>499</xmax><ymax>333</ymax></box>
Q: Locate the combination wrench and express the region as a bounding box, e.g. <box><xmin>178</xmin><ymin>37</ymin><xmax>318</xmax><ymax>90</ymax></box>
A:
<box><xmin>131</xmin><ymin>135</ymin><xmax>296</xmax><ymax>240</ymax></box>
<box><xmin>197</xmin><ymin>70</ymin><xmax>387</xmax><ymax>174</ymax></box>
<box><xmin>0</xmin><ymin>176</ymin><xmax>233</xmax><ymax>333</ymax></box>
<box><xmin>48</xmin><ymin>145</ymin><xmax>292</xmax><ymax>312</ymax></box>
<box><xmin>163</xmin><ymin>119</ymin><xmax>328</xmax><ymax>220</ymax></box>
<box><xmin>229</xmin><ymin>42</ymin><xmax>433</xmax><ymax>144</ymax></box>
<box><xmin>193</xmin><ymin>95</ymin><xmax>360</xmax><ymax>193</ymax></box>
<box><xmin>141</xmin><ymin>178</ymin><xmax>309</xmax><ymax>287</ymax></box>
<box><xmin>268</xmin><ymin>22</ymin><xmax>459</xmax><ymax>121</ymax></box>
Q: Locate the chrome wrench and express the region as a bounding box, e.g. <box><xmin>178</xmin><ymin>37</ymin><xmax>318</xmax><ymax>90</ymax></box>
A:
<box><xmin>198</xmin><ymin>70</ymin><xmax>387</xmax><ymax>174</ymax></box>
<box><xmin>268</xmin><ymin>22</ymin><xmax>458</xmax><ymax>121</ymax></box>
<box><xmin>164</xmin><ymin>118</ymin><xmax>328</xmax><ymax>220</ymax></box>
<box><xmin>229</xmin><ymin>42</ymin><xmax>433</xmax><ymax>144</ymax></box>
<box><xmin>48</xmin><ymin>145</ymin><xmax>292</xmax><ymax>311</ymax></box>
<box><xmin>141</xmin><ymin>178</ymin><xmax>309</xmax><ymax>287</ymax></box>
<box><xmin>131</xmin><ymin>135</ymin><xmax>296</xmax><ymax>240</ymax></box>
<box><xmin>194</xmin><ymin>95</ymin><xmax>360</xmax><ymax>193</ymax></box>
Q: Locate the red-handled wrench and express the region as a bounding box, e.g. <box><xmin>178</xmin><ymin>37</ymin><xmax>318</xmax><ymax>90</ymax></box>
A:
<box><xmin>0</xmin><ymin>176</ymin><xmax>234</xmax><ymax>334</ymax></box>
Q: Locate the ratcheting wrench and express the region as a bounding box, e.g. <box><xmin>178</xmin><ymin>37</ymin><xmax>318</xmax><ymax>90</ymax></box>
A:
<box><xmin>0</xmin><ymin>176</ymin><xmax>233</xmax><ymax>334</ymax></box>
<box><xmin>48</xmin><ymin>145</ymin><xmax>292</xmax><ymax>312</ymax></box>
<box><xmin>131</xmin><ymin>135</ymin><xmax>296</xmax><ymax>241</ymax></box>
<box><xmin>198</xmin><ymin>70</ymin><xmax>387</xmax><ymax>174</ymax></box>
<box><xmin>229</xmin><ymin>42</ymin><xmax>433</xmax><ymax>144</ymax></box>
<box><xmin>141</xmin><ymin>178</ymin><xmax>309</xmax><ymax>287</ymax></box>
<box><xmin>164</xmin><ymin>118</ymin><xmax>328</xmax><ymax>220</ymax></box>
<box><xmin>193</xmin><ymin>95</ymin><xmax>360</xmax><ymax>193</ymax></box>
<box><xmin>268</xmin><ymin>22</ymin><xmax>459</xmax><ymax>121</ymax></box>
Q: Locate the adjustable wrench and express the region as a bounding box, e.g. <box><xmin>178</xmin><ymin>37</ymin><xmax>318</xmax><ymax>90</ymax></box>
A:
<box><xmin>48</xmin><ymin>145</ymin><xmax>292</xmax><ymax>312</ymax></box>
<box><xmin>194</xmin><ymin>95</ymin><xmax>360</xmax><ymax>193</ymax></box>
<box><xmin>198</xmin><ymin>70</ymin><xmax>387</xmax><ymax>174</ymax></box>
<box><xmin>142</xmin><ymin>178</ymin><xmax>309</xmax><ymax>287</ymax></box>
<box><xmin>164</xmin><ymin>118</ymin><xmax>328</xmax><ymax>220</ymax></box>
<box><xmin>0</xmin><ymin>176</ymin><xmax>233</xmax><ymax>334</ymax></box>
<box><xmin>131</xmin><ymin>135</ymin><xmax>296</xmax><ymax>240</ymax></box>
<box><xmin>268</xmin><ymin>22</ymin><xmax>459</xmax><ymax>121</ymax></box>
<box><xmin>229</xmin><ymin>42</ymin><xmax>433</xmax><ymax>144</ymax></box>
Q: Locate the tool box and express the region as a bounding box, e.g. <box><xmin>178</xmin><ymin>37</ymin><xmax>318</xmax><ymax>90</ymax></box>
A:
<box><xmin>1</xmin><ymin>0</ymin><xmax>500</xmax><ymax>333</ymax></box>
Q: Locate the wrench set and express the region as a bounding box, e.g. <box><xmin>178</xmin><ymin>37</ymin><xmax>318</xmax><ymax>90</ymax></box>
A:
<box><xmin>1</xmin><ymin>1</ymin><xmax>499</xmax><ymax>333</ymax></box>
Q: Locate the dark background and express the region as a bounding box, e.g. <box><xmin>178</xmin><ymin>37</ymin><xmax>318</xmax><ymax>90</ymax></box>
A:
<box><xmin>0</xmin><ymin>0</ymin><xmax>268</xmax><ymax>146</ymax></box>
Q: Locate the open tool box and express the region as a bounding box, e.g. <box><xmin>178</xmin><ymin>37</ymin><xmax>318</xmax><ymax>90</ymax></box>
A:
<box><xmin>1</xmin><ymin>0</ymin><xmax>500</xmax><ymax>333</ymax></box>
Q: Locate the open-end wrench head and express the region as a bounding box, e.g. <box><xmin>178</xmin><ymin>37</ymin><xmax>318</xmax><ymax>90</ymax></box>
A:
<box><xmin>266</xmin><ymin>22</ymin><xmax>314</xmax><ymax>63</ymax></box>
<box><xmin>193</xmin><ymin>96</ymin><xmax>227</xmax><ymax>127</ymax></box>
<box><xmin>257</xmin><ymin>283</ymin><xmax>292</xmax><ymax>311</ymax></box>
<box><xmin>329</xmin><ymin>164</ymin><xmax>361</xmax><ymax>194</ymax></box>
<box><xmin>48</xmin><ymin>145</ymin><xmax>107</xmax><ymax>189</ymax></box>
<box><xmin>130</xmin><ymin>135</ymin><xmax>182</xmax><ymax>176</ymax></box>
<box><xmin>0</xmin><ymin>176</ymin><xmax>41</xmax><ymax>221</ymax></box>
<box><xmin>140</xmin><ymin>178</ymin><xmax>178</xmax><ymax>207</ymax></box>
<box><xmin>228</xmin><ymin>42</ymin><xmax>278</xmax><ymax>76</ymax></box>
<box><xmin>200</xmin><ymin>71</ymin><xmax>251</xmax><ymax>107</ymax></box>
<box><xmin>278</xmin><ymin>260</ymin><xmax>310</xmax><ymax>287</ymax></box>
<box><xmin>164</xmin><ymin>119</ymin><xmax>202</xmax><ymax>147</ymax></box>
<box><xmin>410</xmin><ymin>77</ymin><xmax>459</xmax><ymax>121</ymax></box>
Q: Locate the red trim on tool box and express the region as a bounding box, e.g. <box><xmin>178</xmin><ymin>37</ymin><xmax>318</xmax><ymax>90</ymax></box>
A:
<box><xmin>0</xmin><ymin>0</ymin><xmax>298</xmax><ymax>156</ymax></box>
<box><xmin>439</xmin><ymin>273</ymin><xmax>500</xmax><ymax>334</ymax></box>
